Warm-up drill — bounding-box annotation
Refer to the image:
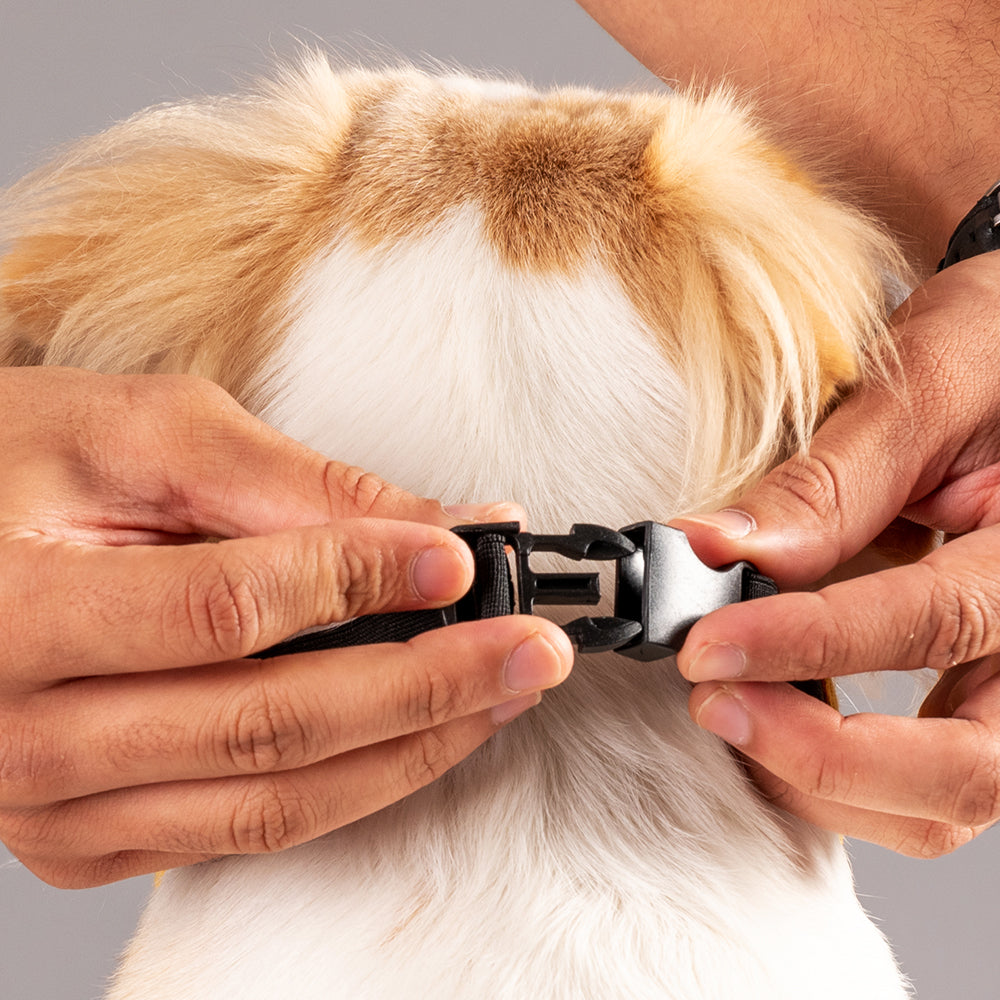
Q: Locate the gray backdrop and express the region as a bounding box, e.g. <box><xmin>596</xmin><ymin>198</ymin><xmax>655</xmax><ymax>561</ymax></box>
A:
<box><xmin>1</xmin><ymin>2</ymin><xmax>996</xmax><ymax>998</ymax></box>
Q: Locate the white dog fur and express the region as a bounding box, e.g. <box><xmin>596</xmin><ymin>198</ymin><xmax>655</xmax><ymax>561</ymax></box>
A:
<box><xmin>0</xmin><ymin>57</ymin><xmax>912</xmax><ymax>998</ymax></box>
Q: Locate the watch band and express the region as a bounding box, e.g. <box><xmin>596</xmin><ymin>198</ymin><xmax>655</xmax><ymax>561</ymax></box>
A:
<box><xmin>938</xmin><ymin>179</ymin><xmax>1000</xmax><ymax>271</ymax></box>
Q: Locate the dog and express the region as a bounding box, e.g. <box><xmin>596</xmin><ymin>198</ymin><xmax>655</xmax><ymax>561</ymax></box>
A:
<box><xmin>0</xmin><ymin>56</ymin><xmax>912</xmax><ymax>998</ymax></box>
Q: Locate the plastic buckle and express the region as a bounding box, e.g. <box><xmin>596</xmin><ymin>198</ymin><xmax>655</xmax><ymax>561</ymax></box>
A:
<box><xmin>613</xmin><ymin>522</ymin><xmax>767</xmax><ymax>660</ymax></box>
<box><xmin>452</xmin><ymin>520</ymin><xmax>773</xmax><ymax>660</ymax></box>
<box><xmin>451</xmin><ymin>522</ymin><xmax>643</xmax><ymax>653</ymax></box>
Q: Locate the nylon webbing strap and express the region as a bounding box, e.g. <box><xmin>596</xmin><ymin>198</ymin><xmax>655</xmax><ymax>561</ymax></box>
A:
<box><xmin>252</xmin><ymin>533</ymin><xmax>512</xmax><ymax>660</ymax></box>
<box><xmin>742</xmin><ymin>567</ymin><xmax>778</xmax><ymax>601</ymax></box>
<box><xmin>255</xmin><ymin>608</ymin><xmax>449</xmax><ymax>658</ymax></box>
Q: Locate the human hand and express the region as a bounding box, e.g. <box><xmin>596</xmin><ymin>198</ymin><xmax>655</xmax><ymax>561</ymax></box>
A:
<box><xmin>670</xmin><ymin>254</ymin><xmax>1000</xmax><ymax>857</ymax></box>
<box><xmin>0</xmin><ymin>368</ymin><xmax>572</xmax><ymax>887</ymax></box>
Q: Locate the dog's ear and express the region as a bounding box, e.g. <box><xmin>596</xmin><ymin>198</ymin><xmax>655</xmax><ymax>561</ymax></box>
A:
<box><xmin>620</xmin><ymin>89</ymin><xmax>909</xmax><ymax>504</ymax></box>
<box><xmin>0</xmin><ymin>56</ymin><xmax>355</xmax><ymax>407</ymax></box>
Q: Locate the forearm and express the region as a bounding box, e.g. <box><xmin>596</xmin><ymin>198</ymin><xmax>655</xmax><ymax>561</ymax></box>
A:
<box><xmin>579</xmin><ymin>0</ymin><xmax>1000</xmax><ymax>272</ymax></box>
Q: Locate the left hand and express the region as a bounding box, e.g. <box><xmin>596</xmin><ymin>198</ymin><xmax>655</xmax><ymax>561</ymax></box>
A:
<box><xmin>670</xmin><ymin>254</ymin><xmax>1000</xmax><ymax>858</ymax></box>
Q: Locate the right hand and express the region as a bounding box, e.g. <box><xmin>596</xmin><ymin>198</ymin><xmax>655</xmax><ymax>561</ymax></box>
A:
<box><xmin>0</xmin><ymin>367</ymin><xmax>573</xmax><ymax>887</ymax></box>
<box><xmin>671</xmin><ymin>255</ymin><xmax>1000</xmax><ymax>857</ymax></box>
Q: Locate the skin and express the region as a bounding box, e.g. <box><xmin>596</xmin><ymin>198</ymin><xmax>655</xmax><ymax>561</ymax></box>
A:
<box><xmin>578</xmin><ymin>0</ymin><xmax>1000</xmax><ymax>855</ymax></box>
<box><xmin>0</xmin><ymin>367</ymin><xmax>573</xmax><ymax>887</ymax></box>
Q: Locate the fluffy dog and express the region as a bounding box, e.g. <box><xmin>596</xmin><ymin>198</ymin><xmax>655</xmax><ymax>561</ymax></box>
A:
<box><xmin>0</xmin><ymin>57</ymin><xmax>911</xmax><ymax>998</ymax></box>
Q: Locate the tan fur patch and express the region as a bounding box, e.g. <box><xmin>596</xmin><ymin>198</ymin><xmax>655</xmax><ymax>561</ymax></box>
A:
<box><xmin>0</xmin><ymin>61</ymin><xmax>906</xmax><ymax>500</ymax></box>
<box><xmin>325</xmin><ymin>77</ymin><xmax>660</xmax><ymax>275</ymax></box>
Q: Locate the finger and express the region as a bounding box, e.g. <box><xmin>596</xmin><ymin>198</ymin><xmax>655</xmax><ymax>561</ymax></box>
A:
<box><xmin>746</xmin><ymin>761</ymin><xmax>985</xmax><ymax>859</ymax></box>
<box><xmin>688</xmin><ymin>679</ymin><xmax>1000</xmax><ymax>829</ymax></box>
<box><xmin>920</xmin><ymin>654</ymin><xmax>1000</xmax><ymax>718</ymax></box>
<box><xmin>677</xmin><ymin>526</ymin><xmax>1000</xmax><ymax>683</ymax></box>
<box><xmin>5</xmin><ymin>617</ymin><xmax>572</xmax><ymax>803</ymax></box>
<box><xmin>3</xmin><ymin>520</ymin><xmax>478</xmax><ymax>683</ymax></box>
<box><xmin>12</xmin><ymin>369</ymin><xmax>521</xmax><ymax>541</ymax></box>
<box><xmin>28</xmin><ymin>850</ymin><xmax>218</xmax><ymax>889</ymax></box>
<box><xmin>7</xmin><ymin>707</ymin><xmax>528</xmax><ymax>888</ymax></box>
<box><xmin>668</xmin><ymin>392</ymin><xmax>922</xmax><ymax>587</ymax></box>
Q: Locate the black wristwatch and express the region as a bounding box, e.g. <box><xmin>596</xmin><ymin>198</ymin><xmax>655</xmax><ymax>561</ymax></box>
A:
<box><xmin>938</xmin><ymin>179</ymin><xmax>1000</xmax><ymax>271</ymax></box>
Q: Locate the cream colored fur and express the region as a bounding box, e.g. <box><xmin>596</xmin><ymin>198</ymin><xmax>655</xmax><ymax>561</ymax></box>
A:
<box><xmin>0</xmin><ymin>57</ymin><xmax>912</xmax><ymax>998</ymax></box>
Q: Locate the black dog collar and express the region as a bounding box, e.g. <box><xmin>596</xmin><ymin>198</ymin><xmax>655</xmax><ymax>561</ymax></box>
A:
<box><xmin>253</xmin><ymin>521</ymin><xmax>830</xmax><ymax>704</ymax></box>
<box><xmin>255</xmin><ymin>521</ymin><xmax>774</xmax><ymax>661</ymax></box>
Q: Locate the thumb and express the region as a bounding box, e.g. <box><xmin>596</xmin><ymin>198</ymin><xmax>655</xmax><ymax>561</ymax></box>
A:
<box><xmin>144</xmin><ymin>378</ymin><xmax>493</xmax><ymax>537</ymax></box>
<box><xmin>668</xmin><ymin>389</ymin><xmax>924</xmax><ymax>587</ymax></box>
<box><xmin>32</xmin><ymin>370</ymin><xmax>520</xmax><ymax>540</ymax></box>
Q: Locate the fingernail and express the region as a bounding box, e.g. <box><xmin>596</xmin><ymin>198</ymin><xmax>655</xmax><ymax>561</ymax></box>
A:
<box><xmin>686</xmin><ymin>642</ymin><xmax>746</xmax><ymax>682</ymax></box>
<box><xmin>674</xmin><ymin>509</ymin><xmax>756</xmax><ymax>538</ymax></box>
<box><xmin>443</xmin><ymin>502</ymin><xmax>525</xmax><ymax>525</ymax></box>
<box><xmin>411</xmin><ymin>544</ymin><xmax>470</xmax><ymax>602</ymax></box>
<box><xmin>502</xmin><ymin>631</ymin><xmax>572</xmax><ymax>693</ymax></box>
<box><xmin>491</xmin><ymin>691</ymin><xmax>542</xmax><ymax>725</ymax></box>
<box><xmin>695</xmin><ymin>686</ymin><xmax>752</xmax><ymax>747</ymax></box>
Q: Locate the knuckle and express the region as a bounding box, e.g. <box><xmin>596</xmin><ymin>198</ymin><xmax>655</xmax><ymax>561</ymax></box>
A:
<box><xmin>131</xmin><ymin>374</ymin><xmax>235</xmax><ymax>434</ymax></box>
<box><xmin>327</xmin><ymin>463</ymin><xmax>395</xmax><ymax>518</ymax></box>
<box><xmin>404</xmin><ymin>660</ymin><xmax>465</xmax><ymax>731</ymax></box>
<box><xmin>326</xmin><ymin>534</ymin><xmax>395</xmax><ymax>621</ymax></box>
<box><xmin>901</xmin><ymin>821</ymin><xmax>976</xmax><ymax>860</ymax></box>
<box><xmin>20</xmin><ymin>849</ymin><xmax>141</xmax><ymax>890</ymax></box>
<box><xmin>0</xmin><ymin>720</ymin><xmax>56</xmax><ymax>808</ymax></box>
<box><xmin>0</xmin><ymin>810</ymin><xmax>28</xmax><ymax>859</ymax></box>
<box><xmin>169</xmin><ymin>372</ymin><xmax>239</xmax><ymax>414</ymax></box>
<box><xmin>767</xmin><ymin>453</ymin><xmax>844</xmax><ymax>531</ymax></box>
<box><xmin>228</xmin><ymin>778</ymin><xmax>317</xmax><ymax>854</ymax></box>
<box><xmin>799</xmin><ymin>592</ymin><xmax>849</xmax><ymax>677</ymax></box>
<box><xmin>103</xmin><ymin>718</ymin><xmax>179</xmax><ymax>775</ymax></box>
<box><xmin>36</xmin><ymin>865</ymin><xmax>90</xmax><ymax>889</ymax></box>
<box><xmin>9</xmin><ymin>852</ymin><xmax>84</xmax><ymax>889</ymax></box>
<box><xmin>222</xmin><ymin>684</ymin><xmax>312</xmax><ymax>774</ymax></box>
<box><xmin>949</xmin><ymin>778</ymin><xmax>1000</xmax><ymax>830</ymax></box>
<box><xmin>2</xmin><ymin>805</ymin><xmax>152</xmax><ymax>889</ymax></box>
<box><xmin>0</xmin><ymin>804</ymin><xmax>64</xmax><ymax>865</ymax></box>
<box><xmin>943</xmin><ymin>733</ymin><xmax>1000</xmax><ymax>828</ymax></box>
<box><xmin>800</xmin><ymin>743</ymin><xmax>850</xmax><ymax>803</ymax></box>
<box><xmin>400</xmin><ymin>725</ymin><xmax>458</xmax><ymax>791</ymax></box>
<box><xmin>178</xmin><ymin>551</ymin><xmax>267</xmax><ymax>660</ymax></box>
<box><xmin>925</xmin><ymin>571</ymin><xmax>995</xmax><ymax>668</ymax></box>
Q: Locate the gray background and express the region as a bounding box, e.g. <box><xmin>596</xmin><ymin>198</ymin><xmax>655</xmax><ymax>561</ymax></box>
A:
<box><xmin>1</xmin><ymin>2</ymin><xmax>996</xmax><ymax>998</ymax></box>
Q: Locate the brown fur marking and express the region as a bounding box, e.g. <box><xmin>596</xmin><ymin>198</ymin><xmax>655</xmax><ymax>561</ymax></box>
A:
<box><xmin>1</xmin><ymin>63</ymin><xmax>902</xmax><ymax>488</ymax></box>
